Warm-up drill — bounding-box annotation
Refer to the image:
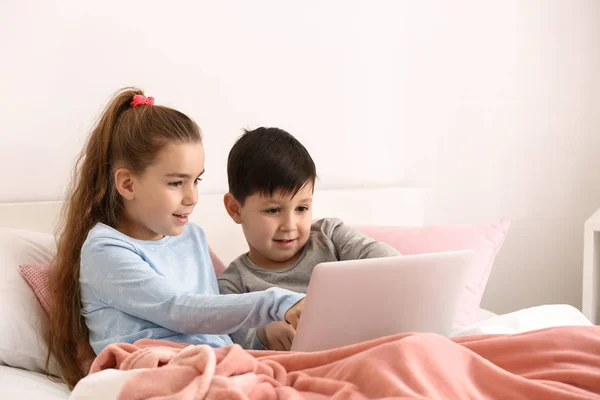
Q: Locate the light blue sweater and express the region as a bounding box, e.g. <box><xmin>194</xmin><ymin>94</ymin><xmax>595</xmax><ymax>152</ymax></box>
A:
<box><xmin>80</xmin><ymin>223</ymin><xmax>303</xmax><ymax>355</ymax></box>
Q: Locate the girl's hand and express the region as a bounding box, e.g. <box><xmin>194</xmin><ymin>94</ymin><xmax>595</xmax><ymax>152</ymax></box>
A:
<box><xmin>258</xmin><ymin>321</ymin><xmax>296</xmax><ymax>351</ymax></box>
<box><xmin>284</xmin><ymin>298</ymin><xmax>304</xmax><ymax>329</ymax></box>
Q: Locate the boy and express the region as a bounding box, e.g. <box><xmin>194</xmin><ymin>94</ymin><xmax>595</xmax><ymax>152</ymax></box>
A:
<box><xmin>218</xmin><ymin>127</ymin><xmax>400</xmax><ymax>350</ymax></box>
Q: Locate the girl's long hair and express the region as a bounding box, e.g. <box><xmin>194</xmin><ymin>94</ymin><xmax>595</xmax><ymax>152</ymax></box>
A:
<box><xmin>46</xmin><ymin>87</ymin><xmax>201</xmax><ymax>388</ymax></box>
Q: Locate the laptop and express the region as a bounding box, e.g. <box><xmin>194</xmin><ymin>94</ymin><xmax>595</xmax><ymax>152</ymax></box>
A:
<box><xmin>290</xmin><ymin>250</ymin><xmax>473</xmax><ymax>352</ymax></box>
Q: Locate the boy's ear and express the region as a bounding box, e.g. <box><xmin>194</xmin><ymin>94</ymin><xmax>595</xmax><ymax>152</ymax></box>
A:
<box><xmin>223</xmin><ymin>193</ymin><xmax>243</xmax><ymax>224</ymax></box>
<box><xmin>114</xmin><ymin>168</ymin><xmax>135</xmax><ymax>200</ymax></box>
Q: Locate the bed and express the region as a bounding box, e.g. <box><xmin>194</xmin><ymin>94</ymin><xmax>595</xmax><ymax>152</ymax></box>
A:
<box><xmin>0</xmin><ymin>187</ymin><xmax>589</xmax><ymax>399</ymax></box>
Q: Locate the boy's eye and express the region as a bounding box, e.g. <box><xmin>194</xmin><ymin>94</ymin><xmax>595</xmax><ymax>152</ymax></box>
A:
<box><xmin>168</xmin><ymin>181</ymin><xmax>183</xmax><ymax>187</ymax></box>
<box><xmin>297</xmin><ymin>206</ymin><xmax>309</xmax><ymax>212</ymax></box>
<box><xmin>264</xmin><ymin>208</ymin><xmax>280</xmax><ymax>214</ymax></box>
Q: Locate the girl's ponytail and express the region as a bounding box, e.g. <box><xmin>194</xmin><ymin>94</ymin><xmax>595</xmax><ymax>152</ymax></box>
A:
<box><xmin>46</xmin><ymin>87</ymin><xmax>144</xmax><ymax>388</ymax></box>
<box><xmin>46</xmin><ymin>87</ymin><xmax>201</xmax><ymax>388</ymax></box>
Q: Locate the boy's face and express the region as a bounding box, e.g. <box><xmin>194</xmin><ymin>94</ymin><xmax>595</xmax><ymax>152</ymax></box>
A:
<box><xmin>226</xmin><ymin>183</ymin><xmax>314</xmax><ymax>269</ymax></box>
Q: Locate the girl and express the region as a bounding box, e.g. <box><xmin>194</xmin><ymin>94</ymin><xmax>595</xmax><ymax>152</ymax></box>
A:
<box><xmin>45</xmin><ymin>88</ymin><xmax>304</xmax><ymax>389</ymax></box>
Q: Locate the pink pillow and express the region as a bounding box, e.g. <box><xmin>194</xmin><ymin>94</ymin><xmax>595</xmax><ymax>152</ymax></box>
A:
<box><xmin>356</xmin><ymin>221</ymin><xmax>510</xmax><ymax>327</ymax></box>
<box><xmin>20</xmin><ymin>246</ymin><xmax>227</xmax><ymax>316</ymax></box>
<box><xmin>209</xmin><ymin>247</ymin><xmax>227</xmax><ymax>277</ymax></box>
<box><xmin>19</xmin><ymin>263</ymin><xmax>53</xmax><ymax>314</ymax></box>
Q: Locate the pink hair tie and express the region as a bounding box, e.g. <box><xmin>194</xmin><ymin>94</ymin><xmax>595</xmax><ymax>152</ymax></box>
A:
<box><xmin>131</xmin><ymin>94</ymin><xmax>155</xmax><ymax>107</ymax></box>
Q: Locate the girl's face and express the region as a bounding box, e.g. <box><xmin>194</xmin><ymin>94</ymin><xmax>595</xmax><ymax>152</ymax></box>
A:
<box><xmin>117</xmin><ymin>141</ymin><xmax>205</xmax><ymax>240</ymax></box>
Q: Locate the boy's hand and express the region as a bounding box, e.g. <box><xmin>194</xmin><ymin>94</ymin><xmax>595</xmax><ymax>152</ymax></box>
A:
<box><xmin>258</xmin><ymin>322</ymin><xmax>296</xmax><ymax>351</ymax></box>
<box><xmin>284</xmin><ymin>298</ymin><xmax>304</xmax><ymax>329</ymax></box>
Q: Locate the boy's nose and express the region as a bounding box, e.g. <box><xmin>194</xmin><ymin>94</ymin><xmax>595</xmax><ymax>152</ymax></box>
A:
<box><xmin>280</xmin><ymin>214</ymin><xmax>296</xmax><ymax>231</ymax></box>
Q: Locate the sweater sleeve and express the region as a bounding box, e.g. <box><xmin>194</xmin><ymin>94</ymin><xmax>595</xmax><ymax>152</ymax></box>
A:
<box><xmin>80</xmin><ymin>237</ymin><xmax>304</xmax><ymax>335</ymax></box>
<box><xmin>218</xmin><ymin>262</ymin><xmax>267</xmax><ymax>350</ymax></box>
<box><xmin>319</xmin><ymin>218</ymin><xmax>401</xmax><ymax>260</ymax></box>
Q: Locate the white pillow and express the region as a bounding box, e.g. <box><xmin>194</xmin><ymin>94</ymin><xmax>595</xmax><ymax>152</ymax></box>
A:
<box><xmin>0</xmin><ymin>227</ymin><xmax>59</xmax><ymax>374</ymax></box>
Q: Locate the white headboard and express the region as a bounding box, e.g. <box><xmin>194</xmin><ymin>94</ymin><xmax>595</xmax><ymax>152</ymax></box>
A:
<box><xmin>0</xmin><ymin>187</ymin><xmax>425</xmax><ymax>265</ymax></box>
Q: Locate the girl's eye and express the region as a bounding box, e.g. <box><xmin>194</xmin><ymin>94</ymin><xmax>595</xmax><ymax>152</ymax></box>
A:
<box><xmin>168</xmin><ymin>181</ymin><xmax>183</xmax><ymax>187</ymax></box>
<box><xmin>194</xmin><ymin>177</ymin><xmax>203</xmax><ymax>186</ymax></box>
<box><xmin>265</xmin><ymin>208</ymin><xmax>280</xmax><ymax>215</ymax></box>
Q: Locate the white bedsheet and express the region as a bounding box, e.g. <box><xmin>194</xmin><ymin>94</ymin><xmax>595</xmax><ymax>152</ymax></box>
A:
<box><xmin>69</xmin><ymin>304</ymin><xmax>593</xmax><ymax>400</ymax></box>
<box><xmin>0</xmin><ymin>365</ymin><xmax>70</xmax><ymax>400</ymax></box>
<box><xmin>451</xmin><ymin>304</ymin><xmax>592</xmax><ymax>337</ymax></box>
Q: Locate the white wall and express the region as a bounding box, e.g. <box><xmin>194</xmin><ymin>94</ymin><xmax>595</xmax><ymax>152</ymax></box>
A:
<box><xmin>1</xmin><ymin>0</ymin><xmax>599</xmax><ymax>314</ymax></box>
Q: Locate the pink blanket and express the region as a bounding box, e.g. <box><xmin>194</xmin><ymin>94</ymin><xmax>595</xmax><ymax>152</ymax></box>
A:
<box><xmin>90</xmin><ymin>326</ymin><xmax>600</xmax><ymax>399</ymax></box>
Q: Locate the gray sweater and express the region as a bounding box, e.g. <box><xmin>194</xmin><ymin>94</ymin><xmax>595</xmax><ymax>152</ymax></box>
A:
<box><xmin>217</xmin><ymin>218</ymin><xmax>401</xmax><ymax>349</ymax></box>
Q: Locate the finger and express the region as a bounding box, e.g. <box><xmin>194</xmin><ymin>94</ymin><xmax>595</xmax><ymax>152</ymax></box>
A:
<box><xmin>276</xmin><ymin>339</ymin><xmax>287</xmax><ymax>351</ymax></box>
<box><xmin>285</xmin><ymin>299</ymin><xmax>304</xmax><ymax>327</ymax></box>
<box><xmin>283</xmin><ymin>333</ymin><xmax>294</xmax><ymax>351</ymax></box>
<box><xmin>289</xmin><ymin>312</ymin><xmax>300</xmax><ymax>329</ymax></box>
<box><xmin>283</xmin><ymin>326</ymin><xmax>296</xmax><ymax>350</ymax></box>
<box><xmin>280</xmin><ymin>332</ymin><xmax>290</xmax><ymax>351</ymax></box>
<box><xmin>269</xmin><ymin>338</ymin><xmax>283</xmax><ymax>351</ymax></box>
<box><xmin>285</xmin><ymin>311</ymin><xmax>294</xmax><ymax>326</ymax></box>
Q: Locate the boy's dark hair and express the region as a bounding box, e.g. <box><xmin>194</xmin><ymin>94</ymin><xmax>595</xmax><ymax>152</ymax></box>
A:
<box><xmin>227</xmin><ymin>127</ymin><xmax>317</xmax><ymax>204</ymax></box>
